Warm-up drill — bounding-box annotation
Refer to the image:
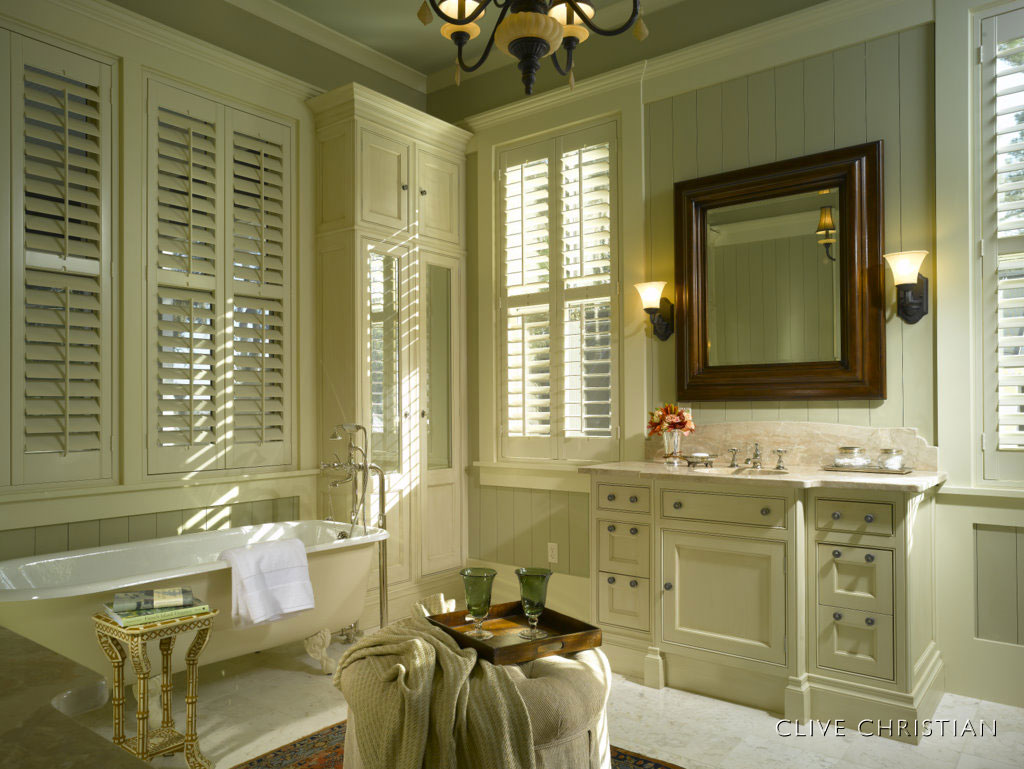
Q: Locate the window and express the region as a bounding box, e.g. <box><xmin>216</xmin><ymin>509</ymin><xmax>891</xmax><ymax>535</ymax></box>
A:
<box><xmin>11</xmin><ymin>36</ymin><xmax>113</xmax><ymax>485</ymax></box>
<box><xmin>147</xmin><ymin>81</ymin><xmax>292</xmax><ymax>474</ymax></box>
<box><xmin>498</xmin><ymin>123</ymin><xmax>618</xmax><ymax>462</ymax></box>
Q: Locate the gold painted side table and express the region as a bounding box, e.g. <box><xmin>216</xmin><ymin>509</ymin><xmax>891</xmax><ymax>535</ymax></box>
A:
<box><xmin>93</xmin><ymin>609</ymin><xmax>218</xmax><ymax>769</ymax></box>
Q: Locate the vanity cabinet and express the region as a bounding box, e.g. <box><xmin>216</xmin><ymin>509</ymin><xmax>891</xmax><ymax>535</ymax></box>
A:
<box><xmin>310</xmin><ymin>83</ymin><xmax>471</xmax><ymax>622</ymax></box>
<box><xmin>584</xmin><ymin>464</ymin><xmax>944</xmax><ymax>742</ymax></box>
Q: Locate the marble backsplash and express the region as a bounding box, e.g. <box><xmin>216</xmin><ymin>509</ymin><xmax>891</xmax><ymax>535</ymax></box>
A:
<box><xmin>644</xmin><ymin>421</ymin><xmax>938</xmax><ymax>471</ymax></box>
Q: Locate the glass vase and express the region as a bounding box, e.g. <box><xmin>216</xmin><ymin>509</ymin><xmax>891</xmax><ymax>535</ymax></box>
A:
<box><xmin>662</xmin><ymin>430</ymin><xmax>683</xmax><ymax>465</ymax></box>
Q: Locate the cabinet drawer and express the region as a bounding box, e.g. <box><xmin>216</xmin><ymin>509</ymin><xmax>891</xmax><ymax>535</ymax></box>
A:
<box><xmin>662</xmin><ymin>490</ymin><xmax>785</xmax><ymax>528</ymax></box>
<box><xmin>597</xmin><ymin>483</ymin><xmax>650</xmax><ymax>514</ymax></box>
<box><xmin>817</xmin><ymin>544</ymin><xmax>893</xmax><ymax>614</ymax></box>
<box><xmin>598</xmin><ymin>572</ymin><xmax>650</xmax><ymax>632</ymax></box>
<box><xmin>598</xmin><ymin>521</ymin><xmax>650</xmax><ymax>577</ymax></box>
<box><xmin>815</xmin><ymin>499</ymin><xmax>893</xmax><ymax>536</ymax></box>
<box><xmin>817</xmin><ymin>605</ymin><xmax>894</xmax><ymax>680</ymax></box>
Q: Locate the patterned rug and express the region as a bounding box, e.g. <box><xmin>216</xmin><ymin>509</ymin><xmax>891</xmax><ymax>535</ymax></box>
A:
<box><xmin>232</xmin><ymin>721</ymin><xmax>685</xmax><ymax>769</ymax></box>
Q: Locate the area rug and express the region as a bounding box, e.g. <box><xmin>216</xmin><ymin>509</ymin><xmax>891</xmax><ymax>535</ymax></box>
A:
<box><xmin>232</xmin><ymin>721</ymin><xmax>685</xmax><ymax>769</ymax></box>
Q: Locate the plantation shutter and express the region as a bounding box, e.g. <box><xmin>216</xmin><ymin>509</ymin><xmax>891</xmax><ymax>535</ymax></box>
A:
<box><xmin>226</xmin><ymin>111</ymin><xmax>290</xmax><ymax>467</ymax></box>
<box><xmin>12</xmin><ymin>37</ymin><xmax>112</xmax><ymax>484</ymax></box>
<box><xmin>983</xmin><ymin>8</ymin><xmax>1024</xmax><ymax>479</ymax></box>
<box><xmin>147</xmin><ymin>83</ymin><xmax>224</xmax><ymax>474</ymax></box>
<box><xmin>498</xmin><ymin>123</ymin><xmax>618</xmax><ymax>462</ymax></box>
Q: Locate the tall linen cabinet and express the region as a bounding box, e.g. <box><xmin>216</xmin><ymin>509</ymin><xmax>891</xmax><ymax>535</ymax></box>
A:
<box><xmin>309</xmin><ymin>85</ymin><xmax>471</xmax><ymax>623</ymax></box>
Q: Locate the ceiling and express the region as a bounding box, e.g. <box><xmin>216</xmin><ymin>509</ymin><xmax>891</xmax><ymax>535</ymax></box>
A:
<box><xmin>273</xmin><ymin>0</ymin><xmax>685</xmax><ymax>75</ymax></box>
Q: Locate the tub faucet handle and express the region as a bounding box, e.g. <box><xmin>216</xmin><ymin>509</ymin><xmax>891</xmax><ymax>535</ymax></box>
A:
<box><xmin>728</xmin><ymin>448</ymin><xmax>739</xmax><ymax>468</ymax></box>
<box><xmin>774</xmin><ymin>449</ymin><xmax>787</xmax><ymax>470</ymax></box>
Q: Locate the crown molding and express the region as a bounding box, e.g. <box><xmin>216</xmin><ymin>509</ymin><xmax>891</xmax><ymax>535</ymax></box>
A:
<box><xmin>222</xmin><ymin>0</ymin><xmax>428</xmax><ymax>93</ymax></box>
<box><xmin>12</xmin><ymin>0</ymin><xmax>323</xmax><ymax>101</ymax></box>
<box><xmin>309</xmin><ymin>83</ymin><xmax>471</xmax><ymax>153</ymax></box>
<box><xmin>460</xmin><ymin>0</ymin><xmax>933</xmax><ymax>132</ymax></box>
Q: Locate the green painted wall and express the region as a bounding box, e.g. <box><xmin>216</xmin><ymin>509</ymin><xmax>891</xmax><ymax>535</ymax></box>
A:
<box><xmin>426</xmin><ymin>0</ymin><xmax>833</xmax><ymax>124</ymax></box>
<box><xmin>647</xmin><ymin>26</ymin><xmax>936</xmax><ymax>441</ymax></box>
<box><xmin>104</xmin><ymin>0</ymin><xmax>426</xmax><ymax>109</ymax></box>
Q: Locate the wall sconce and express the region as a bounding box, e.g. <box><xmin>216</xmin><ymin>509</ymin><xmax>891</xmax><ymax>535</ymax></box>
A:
<box><xmin>882</xmin><ymin>250</ymin><xmax>928</xmax><ymax>324</ymax></box>
<box><xmin>816</xmin><ymin>206</ymin><xmax>836</xmax><ymax>261</ymax></box>
<box><xmin>635</xmin><ymin>281</ymin><xmax>674</xmax><ymax>340</ymax></box>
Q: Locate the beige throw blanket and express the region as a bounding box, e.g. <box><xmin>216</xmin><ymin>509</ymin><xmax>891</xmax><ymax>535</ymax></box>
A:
<box><xmin>335</xmin><ymin>615</ymin><xmax>536</xmax><ymax>769</ymax></box>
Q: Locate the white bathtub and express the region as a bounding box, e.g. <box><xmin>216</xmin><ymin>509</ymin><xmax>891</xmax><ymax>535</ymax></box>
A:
<box><xmin>0</xmin><ymin>520</ymin><xmax>386</xmax><ymax>681</ymax></box>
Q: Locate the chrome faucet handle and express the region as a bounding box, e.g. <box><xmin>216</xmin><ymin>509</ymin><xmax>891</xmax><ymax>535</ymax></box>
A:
<box><xmin>774</xmin><ymin>449</ymin><xmax>788</xmax><ymax>471</ymax></box>
<box><xmin>728</xmin><ymin>448</ymin><xmax>739</xmax><ymax>467</ymax></box>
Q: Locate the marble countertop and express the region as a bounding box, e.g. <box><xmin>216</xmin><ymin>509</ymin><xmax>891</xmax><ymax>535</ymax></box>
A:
<box><xmin>0</xmin><ymin>625</ymin><xmax>149</xmax><ymax>769</ymax></box>
<box><xmin>579</xmin><ymin>461</ymin><xmax>946</xmax><ymax>493</ymax></box>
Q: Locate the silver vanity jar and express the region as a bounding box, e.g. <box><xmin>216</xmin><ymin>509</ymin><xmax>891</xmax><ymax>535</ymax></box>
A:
<box><xmin>877</xmin><ymin>448</ymin><xmax>905</xmax><ymax>470</ymax></box>
<box><xmin>833</xmin><ymin>446</ymin><xmax>871</xmax><ymax>467</ymax></box>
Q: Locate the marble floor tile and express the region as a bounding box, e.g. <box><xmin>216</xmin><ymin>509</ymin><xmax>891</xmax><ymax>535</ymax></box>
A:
<box><xmin>75</xmin><ymin>641</ymin><xmax>1024</xmax><ymax>769</ymax></box>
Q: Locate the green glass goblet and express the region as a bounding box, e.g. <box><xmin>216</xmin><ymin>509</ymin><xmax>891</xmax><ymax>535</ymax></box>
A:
<box><xmin>460</xmin><ymin>567</ymin><xmax>497</xmax><ymax>640</ymax></box>
<box><xmin>515</xmin><ymin>567</ymin><xmax>553</xmax><ymax>640</ymax></box>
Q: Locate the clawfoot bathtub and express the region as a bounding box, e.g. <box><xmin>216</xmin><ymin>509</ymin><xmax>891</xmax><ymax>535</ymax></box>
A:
<box><xmin>0</xmin><ymin>520</ymin><xmax>386</xmax><ymax>682</ymax></box>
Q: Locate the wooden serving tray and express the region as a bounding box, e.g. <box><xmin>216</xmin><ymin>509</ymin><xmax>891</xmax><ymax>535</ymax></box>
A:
<box><xmin>822</xmin><ymin>464</ymin><xmax>913</xmax><ymax>475</ymax></box>
<box><xmin>427</xmin><ymin>600</ymin><xmax>601</xmax><ymax>665</ymax></box>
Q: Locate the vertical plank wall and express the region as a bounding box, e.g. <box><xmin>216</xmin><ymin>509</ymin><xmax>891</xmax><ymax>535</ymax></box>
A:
<box><xmin>470</xmin><ymin>26</ymin><xmax>935</xmax><ymax>574</ymax></box>
<box><xmin>647</xmin><ymin>25</ymin><xmax>936</xmax><ymax>440</ymax></box>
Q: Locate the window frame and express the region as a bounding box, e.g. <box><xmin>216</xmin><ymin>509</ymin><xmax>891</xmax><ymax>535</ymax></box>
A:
<box><xmin>496</xmin><ymin>120</ymin><xmax>621</xmax><ymax>464</ymax></box>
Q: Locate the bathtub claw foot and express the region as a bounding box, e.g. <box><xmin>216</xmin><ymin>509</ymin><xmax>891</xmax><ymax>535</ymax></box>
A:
<box><xmin>337</xmin><ymin>622</ymin><xmax>360</xmax><ymax>645</ymax></box>
<box><xmin>304</xmin><ymin>628</ymin><xmax>336</xmax><ymax>675</ymax></box>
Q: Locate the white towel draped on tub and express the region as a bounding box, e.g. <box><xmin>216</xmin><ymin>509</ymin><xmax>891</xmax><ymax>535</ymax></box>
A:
<box><xmin>220</xmin><ymin>538</ymin><xmax>315</xmax><ymax>626</ymax></box>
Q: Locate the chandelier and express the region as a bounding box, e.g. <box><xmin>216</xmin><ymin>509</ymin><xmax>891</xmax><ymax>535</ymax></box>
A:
<box><xmin>417</xmin><ymin>0</ymin><xmax>648</xmax><ymax>94</ymax></box>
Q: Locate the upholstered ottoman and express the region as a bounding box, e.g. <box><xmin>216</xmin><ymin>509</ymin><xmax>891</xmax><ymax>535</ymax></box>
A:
<box><xmin>344</xmin><ymin>646</ymin><xmax>611</xmax><ymax>769</ymax></box>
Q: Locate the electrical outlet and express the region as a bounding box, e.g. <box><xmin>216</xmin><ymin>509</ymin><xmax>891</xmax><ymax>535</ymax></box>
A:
<box><xmin>547</xmin><ymin>542</ymin><xmax>558</xmax><ymax>563</ymax></box>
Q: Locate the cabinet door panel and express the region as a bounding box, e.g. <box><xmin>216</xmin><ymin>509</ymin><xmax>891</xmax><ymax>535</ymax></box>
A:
<box><xmin>416</xmin><ymin>149</ymin><xmax>461</xmax><ymax>245</ymax></box>
<box><xmin>360</xmin><ymin>129</ymin><xmax>409</xmax><ymax>230</ymax></box>
<box><xmin>662</xmin><ymin>531</ymin><xmax>786</xmax><ymax>664</ymax></box>
<box><xmin>817</xmin><ymin>605</ymin><xmax>894</xmax><ymax>680</ymax></box>
<box><xmin>598</xmin><ymin>521</ymin><xmax>650</xmax><ymax>576</ymax></box>
<box><xmin>816</xmin><ymin>543</ymin><xmax>893</xmax><ymax>614</ymax></box>
<box><xmin>598</xmin><ymin>572</ymin><xmax>650</xmax><ymax>631</ymax></box>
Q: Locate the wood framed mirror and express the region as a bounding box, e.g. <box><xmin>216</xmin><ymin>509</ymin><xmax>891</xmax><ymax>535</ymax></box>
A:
<box><xmin>674</xmin><ymin>141</ymin><xmax>885</xmax><ymax>400</ymax></box>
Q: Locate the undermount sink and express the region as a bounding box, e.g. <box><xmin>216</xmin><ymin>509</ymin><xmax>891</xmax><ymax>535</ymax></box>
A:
<box><xmin>683</xmin><ymin>465</ymin><xmax>789</xmax><ymax>476</ymax></box>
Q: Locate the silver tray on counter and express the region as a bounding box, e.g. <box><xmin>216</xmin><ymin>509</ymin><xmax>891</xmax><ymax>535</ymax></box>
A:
<box><xmin>821</xmin><ymin>464</ymin><xmax>913</xmax><ymax>475</ymax></box>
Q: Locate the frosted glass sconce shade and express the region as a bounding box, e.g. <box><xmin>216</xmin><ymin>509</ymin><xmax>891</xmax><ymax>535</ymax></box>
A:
<box><xmin>634</xmin><ymin>282</ymin><xmax>674</xmax><ymax>340</ymax></box>
<box><xmin>883</xmin><ymin>250</ymin><xmax>929</xmax><ymax>324</ymax></box>
<box><xmin>635</xmin><ymin>281</ymin><xmax>666</xmax><ymax>309</ymax></box>
<box><xmin>816</xmin><ymin>206</ymin><xmax>835</xmax><ymax>235</ymax></box>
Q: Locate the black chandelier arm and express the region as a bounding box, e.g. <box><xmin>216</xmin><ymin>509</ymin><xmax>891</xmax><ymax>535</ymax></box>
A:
<box><xmin>550</xmin><ymin>45</ymin><xmax>575</xmax><ymax>76</ymax></box>
<box><xmin>455</xmin><ymin>3</ymin><xmax>511</xmax><ymax>72</ymax></box>
<box><xmin>564</xmin><ymin>0</ymin><xmax>640</xmax><ymax>36</ymax></box>
<box><xmin>425</xmin><ymin>0</ymin><xmax>499</xmax><ymax>26</ymax></box>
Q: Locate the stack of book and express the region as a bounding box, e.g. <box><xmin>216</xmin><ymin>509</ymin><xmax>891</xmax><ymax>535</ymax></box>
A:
<box><xmin>102</xmin><ymin>587</ymin><xmax>210</xmax><ymax>627</ymax></box>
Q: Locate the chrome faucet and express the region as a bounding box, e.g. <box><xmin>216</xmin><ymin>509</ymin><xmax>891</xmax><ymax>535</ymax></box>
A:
<box><xmin>745</xmin><ymin>443</ymin><xmax>762</xmax><ymax>470</ymax></box>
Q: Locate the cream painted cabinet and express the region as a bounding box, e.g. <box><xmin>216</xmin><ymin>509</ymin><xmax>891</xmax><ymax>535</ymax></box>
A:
<box><xmin>416</xmin><ymin>149</ymin><xmax>462</xmax><ymax>246</ymax></box>
<box><xmin>311</xmin><ymin>83</ymin><xmax>471</xmax><ymax>620</ymax></box>
<box><xmin>662</xmin><ymin>530</ymin><xmax>787</xmax><ymax>664</ymax></box>
<box><xmin>360</xmin><ymin>128</ymin><xmax>410</xmax><ymax>231</ymax></box>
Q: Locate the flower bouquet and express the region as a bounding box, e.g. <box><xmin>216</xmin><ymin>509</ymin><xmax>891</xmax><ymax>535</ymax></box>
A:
<box><xmin>646</xmin><ymin>404</ymin><xmax>695</xmax><ymax>465</ymax></box>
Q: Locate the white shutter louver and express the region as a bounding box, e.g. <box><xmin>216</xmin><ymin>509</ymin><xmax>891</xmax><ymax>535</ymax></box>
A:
<box><xmin>14</xmin><ymin>38</ymin><xmax>111</xmax><ymax>484</ymax></box>
<box><xmin>499</xmin><ymin>125</ymin><xmax>618</xmax><ymax>460</ymax></box>
<box><xmin>231</xmin><ymin>129</ymin><xmax>286</xmax><ymax>291</ymax></box>
<box><xmin>231</xmin><ymin>297</ymin><xmax>285</xmax><ymax>447</ymax></box>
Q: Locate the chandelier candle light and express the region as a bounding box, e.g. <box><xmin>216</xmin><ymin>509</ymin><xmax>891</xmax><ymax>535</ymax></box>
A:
<box><xmin>647</xmin><ymin>404</ymin><xmax>695</xmax><ymax>465</ymax></box>
<box><xmin>418</xmin><ymin>0</ymin><xmax>649</xmax><ymax>94</ymax></box>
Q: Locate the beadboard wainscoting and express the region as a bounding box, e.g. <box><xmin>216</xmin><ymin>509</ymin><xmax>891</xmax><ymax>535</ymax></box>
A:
<box><xmin>0</xmin><ymin>497</ymin><xmax>301</xmax><ymax>561</ymax></box>
<box><xmin>646</xmin><ymin>25</ymin><xmax>936</xmax><ymax>440</ymax></box>
<box><xmin>468</xmin><ymin>480</ymin><xmax>590</xmax><ymax>578</ymax></box>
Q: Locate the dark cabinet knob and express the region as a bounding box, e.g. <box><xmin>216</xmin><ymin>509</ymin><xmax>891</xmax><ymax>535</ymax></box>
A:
<box><xmin>401</xmin><ymin>183</ymin><xmax>409</xmax><ymax>190</ymax></box>
<box><xmin>629</xmin><ymin>527</ymin><xmax>638</xmax><ymax>535</ymax></box>
<box><xmin>673</xmin><ymin>501</ymin><xmax>683</xmax><ymax>510</ymax></box>
<box><xmin>607</xmin><ymin>576</ymin><xmax>616</xmax><ymax>584</ymax></box>
<box><xmin>833</xmin><ymin>612</ymin><xmax>843</xmax><ymax>621</ymax></box>
<box><xmin>629</xmin><ymin>495</ymin><xmax>638</xmax><ymax>503</ymax></box>
<box><xmin>420</xmin><ymin>188</ymin><xmax>427</xmax><ymax>196</ymax></box>
<box><xmin>832</xmin><ymin>549</ymin><xmax>842</xmax><ymax>558</ymax></box>
<box><xmin>865</xmin><ymin>553</ymin><xmax>875</xmax><ymax>563</ymax></box>
<box><xmin>664</xmin><ymin>582</ymin><xmax>673</xmax><ymax>590</ymax></box>
<box><xmin>629</xmin><ymin>580</ymin><xmax>638</xmax><ymax>588</ymax></box>
<box><xmin>607</xmin><ymin>494</ymin><xmax>616</xmax><ymax>501</ymax></box>
<box><xmin>866</xmin><ymin>617</ymin><xmax>875</xmax><ymax>626</ymax></box>
<box><xmin>760</xmin><ymin>507</ymin><xmax>771</xmax><ymax>516</ymax></box>
<box><xmin>607</xmin><ymin>524</ymin><xmax>616</xmax><ymax>532</ymax></box>
<box><xmin>864</xmin><ymin>514</ymin><xmax>875</xmax><ymax>523</ymax></box>
<box><xmin>832</xmin><ymin>511</ymin><xmax>842</xmax><ymax>520</ymax></box>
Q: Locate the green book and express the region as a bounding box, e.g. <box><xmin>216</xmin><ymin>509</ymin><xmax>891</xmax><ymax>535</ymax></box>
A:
<box><xmin>103</xmin><ymin>599</ymin><xmax>210</xmax><ymax>627</ymax></box>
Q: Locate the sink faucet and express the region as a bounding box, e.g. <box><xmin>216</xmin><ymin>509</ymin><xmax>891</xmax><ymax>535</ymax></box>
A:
<box><xmin>745</xmin><ymin>443</ymin><xmax>762</xmax><ymax>470</ymax></box>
